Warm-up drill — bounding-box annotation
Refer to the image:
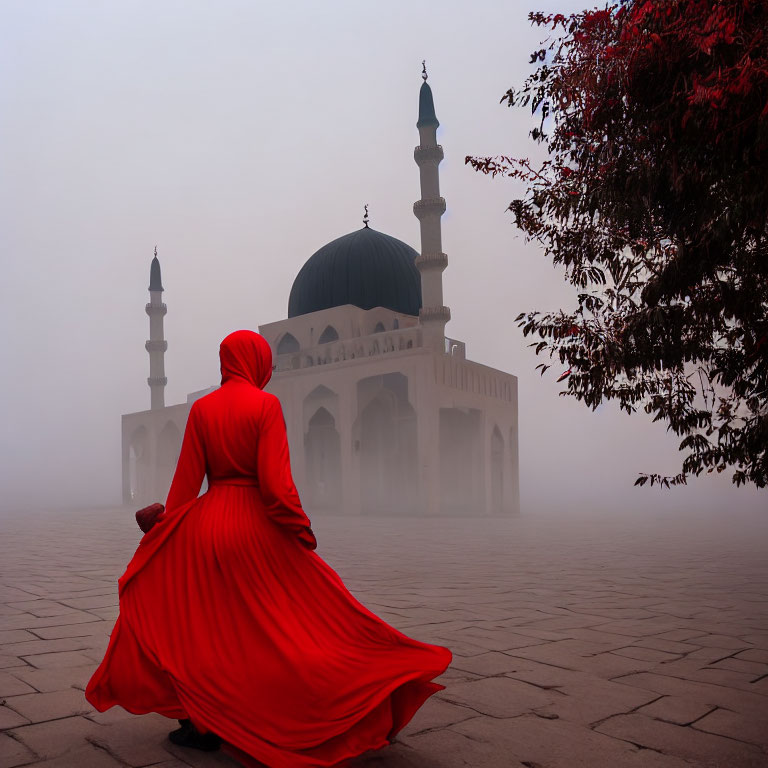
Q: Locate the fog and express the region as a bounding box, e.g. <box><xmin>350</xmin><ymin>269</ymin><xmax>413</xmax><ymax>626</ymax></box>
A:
<box><xmin>1</xmin><ymin>0</ymin><xmax>764</xmax><ymax>516</ymax></box>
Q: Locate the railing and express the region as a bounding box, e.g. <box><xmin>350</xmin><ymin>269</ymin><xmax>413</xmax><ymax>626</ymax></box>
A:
<box><xmin>435</xmin><ymin>356</ymin><xmax>515</xmax><ymax>402</ymax></box>
<box><xmin>274</xmin><ymin>327</ymin><xmax>425</xmax><ymax>372</ymax></box>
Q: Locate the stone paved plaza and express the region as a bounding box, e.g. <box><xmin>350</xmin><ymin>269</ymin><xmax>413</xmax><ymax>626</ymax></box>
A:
<box><xmin>1</xmin><ymin>504</ymin><xmax>767</xmax><ymax>768</ymax></box>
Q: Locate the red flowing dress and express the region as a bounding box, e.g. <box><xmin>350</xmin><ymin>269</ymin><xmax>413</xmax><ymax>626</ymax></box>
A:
<box><xmin>85</xmin><ymin>330</ymin><xmax>452</xmax><ymax>768</ymax></box>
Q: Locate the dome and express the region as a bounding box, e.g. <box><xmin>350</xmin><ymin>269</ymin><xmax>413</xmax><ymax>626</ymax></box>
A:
<box><xmin>288</xmin><ymin>227</ymin><xmax>422</xmax><ymax>318</ymax></box>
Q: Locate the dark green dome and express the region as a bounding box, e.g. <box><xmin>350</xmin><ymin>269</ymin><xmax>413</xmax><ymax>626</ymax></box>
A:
<box><xmin>288</xmin><ymin>227</ymin><xmax>422</xmax><ymax>318</ymax></box>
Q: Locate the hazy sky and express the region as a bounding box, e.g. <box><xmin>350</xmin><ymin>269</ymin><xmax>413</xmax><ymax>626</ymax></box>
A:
<box><xmin>1</xmin><ymin>0</ymin><xmax>764</xmax><ymax>514</ymax></box>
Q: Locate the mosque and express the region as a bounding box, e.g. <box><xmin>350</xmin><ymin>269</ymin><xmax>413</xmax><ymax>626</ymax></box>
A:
<box><xmin>123</xmin><ymin>72</ymin><xmax>520</xmax><ymax>516</ymax></box>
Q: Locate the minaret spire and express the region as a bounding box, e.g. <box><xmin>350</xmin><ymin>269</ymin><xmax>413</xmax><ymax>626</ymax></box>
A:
<box><xmin>413</xmin><ymin>64</ymin><xmax>449</xmax><ymax>349</ymax></box>
<box><xmin>145</xmin><ymin>247</ymin><xmax>168</xmax><ymax>409</ymax></box>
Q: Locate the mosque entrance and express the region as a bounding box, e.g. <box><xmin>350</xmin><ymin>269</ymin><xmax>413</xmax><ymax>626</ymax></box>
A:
<box><xmin>304</xmin><ymin>407</ymin><xmax>341</xmax><ymax>511</ymax></box>
<box><xmin>303</xmin><ymin>386</ymin><xmax>342</xmax><ymax>513</ymax></box>
<box><xmin>439</xmin><ymin>407</ymin><xmax>483</xmax><ymax>514</ymax></box>
<box><xmin>356</xmin><ymin>373</ymin><xmax>417</xmax><ymax>515</ymax></box>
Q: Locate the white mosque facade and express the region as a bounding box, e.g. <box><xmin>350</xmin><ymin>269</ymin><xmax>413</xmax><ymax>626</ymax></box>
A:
<box><xmin>123</xmin><ymin>75</ymin><xmax>520</xmax><ymax>517</ymax></box>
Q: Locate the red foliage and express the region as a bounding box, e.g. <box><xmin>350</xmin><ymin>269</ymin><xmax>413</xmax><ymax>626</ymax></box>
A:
<box><xmin>466</xmin><ymin>0</ymin><xmax>768</xmax><ymax>488</ymax></box>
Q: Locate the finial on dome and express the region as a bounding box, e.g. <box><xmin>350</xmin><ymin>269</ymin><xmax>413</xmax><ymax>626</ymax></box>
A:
<box><xmin>363</xmin><ymin>204</ymin><xmax>370</xmax><ymax>228</ymax></box>
<box><xmin>422</xmin><ymin>60</ymin><xmax>428</xmax><ymax>82</ymax></box>
<box><xmin>149</xmin><ymin>246</ymin><xmax>163</xmax><ymax>291</ymax></box>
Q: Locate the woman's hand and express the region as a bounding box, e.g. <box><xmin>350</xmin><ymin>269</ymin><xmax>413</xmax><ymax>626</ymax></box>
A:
<box><xmin>136</xmin><ymin>503</ymin><xmax>166</xmax><ymax>534</ymax></box>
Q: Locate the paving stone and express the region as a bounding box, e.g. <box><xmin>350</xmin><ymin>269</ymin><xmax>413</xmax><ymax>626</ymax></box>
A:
<box><xmin>682</xmin><ymin>646</ymin><xmax>737</xmax><ymax>663</ymax></box>
<box><xmin>736</xmin><ymin>648</ymin><xmax>768</xmax><ymax>664</ymax></box>
<box><xmin>693</xmin><ymin>707</ymin><xmax>768</xmax><ymax>748</ymax></box>
<box><xmin>0</xmin><ymin>612</ymin><xmax>105</xmax><ymax>632</ymax></box>
<box><xmin>0</xmin><ymin>655</ymin><xmax>27</xmax><ymax>669</ymax></box>
<box><xmin>612</xmin><ymin>671</ymin><xmax>768</xmax><ymax>716</ymax></box>
<box><xmin>0</xmin><ymin>703</ymin><xmax>31</xmax><ymax>729</ymax></box>
<box><xmin>26</xmin><ymin>623</ymin><xmax>110</xmax><ymax>640</ymax></box>
<box><xmin>657</xmin><ymin>629</ymin><xmax>712</xmax><ymax>642</ymax></box>
<box><xmin>9</xmin><ymin>664</ymin><xmax>96</xmax><ymax>692</ymax></box>
<box><xmin>438</xmin><ymin>675</ymin><xmax>557</xmax><ymax>718</ymax></box>
<box><xmin>450</xmin><ymin>713</ymin><xmax>694</xmax><ymax>768</ymax></box>
<box><xmin>24</xmin><ymin>743</ymin><xmax>125</xmax><ymax>767</ymax></box>
<box><xmin>4</xmin><ymin>688</ymin><xmax>94</xmax><ymax>723</ymax></box>
<box><xmin>532</xmin><ymin>677</ymin><xmax>661</xmax><ymax>726</ymax></box>
<box><xmin>572</xmin><ymin>651</ymin><xmax>656</xmax><ymax>679</ymax></box>
<box><xmin>636</xmin><ymin>695</ymin><xmax>716</xmax><ymax>725</ymax></box>
<box><xmin>85</xmin><ymin>713</ymin><xmax>177</xmax><ymax>766</ymax></box>
<box><xmin>398</xmin><ymin>721</ymin><xmax>522</xmax><ymax>768</ymax></box>
<box><xmin>0</xmin><ymin>670</ymin><xmax>37</xmax><ymax>696</ymax></box>
<box><xmin>595</xmin><ymin>712</ymin><xmax>766</xmax><ymax>767</ymax></box>
<box><xmin>0</xmin><ymin>732</ymin><xmax>37</xmax><ymax>768</ymax></box>
<box><xmin>612</xmin><ymin>646</ymin><xmax>681</xmax><ymax>662</ymax></box>
<box><xmin>7</xmin><ymin>716</ymin><xmax>102</xmax><ymax>760</ymax></box>
<box><xmin>710</xmin><ymin>657</ymin><xmax>768</xmax><ymax>676</ymax></box>
<box><xmin>5</xmin><ymin>601</ymin><xmax>76</xmax><ymax>618</ymax></box>
<box><xmin>1</xmin><ymin>637</ymin><xmax>95</xmax><ymax>657</ymax></box>
<box><xmin>0</xmin><ymin>630</ymin><xmax>38</xmax><ymax>644</ymax></box>
<box><xmin>631</xmin><ymin>637</ymin><xmax>701</xmax><ymax>654</ymax></box>
<box><xmin>450</xmin><ymin>651</ymin><xmax>535</xmax><ymax>677</ymax></box>
<box><xmin>59</xmin><ymin>595</ymin><xmax>117</xmax><ymax>611</ymax></box>
<box><xmin>21</xmin><ymin>650</ymin><xmax>96</xmax><ymax>669</ymax></box>
<box><xmin>399</xmin><ymin>696</ymin><xmax>477</xmax><ymax>737</ymax></box>
<box><xmin>685</xmin><ymin>634</ymin><xmax>754</xmax><ymax>650</ymax></box>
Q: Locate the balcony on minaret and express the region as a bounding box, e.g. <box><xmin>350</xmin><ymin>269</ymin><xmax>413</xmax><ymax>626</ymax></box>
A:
<box><xmin>145</xmin><ymin>339</ymin><xmax>169</xmax><ymax>353</ymax></box>
<box><xmin>419</xmin><ymin>306</ymin><xmax>451</xmax><ymax>324</ymax></box>
<box><xmin>414</xmin><ymin>145</ymin><xmax>444</xmax><ymax>165</ymax></box>
<box><xmin>147</xmin><ymin>376</ymin><xmax>168</xmax><ymax>387</ymax></box>
<box><xmin>415</xmin><ymin>252</ymin><xmax>448</xmax><ymax>271</ymax></box>
<box><xmin>145</xmin><ymin>302</ymin><xmax>168</xmax><ymax>316</ymax></box>
<box><xmin>413</xmin><ymin>197</ymin><xmax>446</xmax><ymax>220</ymax></box>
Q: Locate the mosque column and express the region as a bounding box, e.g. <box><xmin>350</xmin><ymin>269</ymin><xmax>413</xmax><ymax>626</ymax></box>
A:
<box><xmin>414</xmin><ymin>63</ymin><xmax>450</xmax><ymax>353</ymax></box>
<box><xmin>481</xmin><ymin>411</ymin><xmax>493</xmax><ymax>515</ymax></box>
<box><xmin>415</xmin><ymin>368</ymin><xmax>440</xmax><ymax>515</ymax></box>
<box><xmin>145</xmin><ymin>247</ymin><xmax>168</xmax><ymax>410</ymax></box>
<box><xmin>338</xmin><ymin>379</ymin><xmax>360</xmax><ymax>515</ymax></box>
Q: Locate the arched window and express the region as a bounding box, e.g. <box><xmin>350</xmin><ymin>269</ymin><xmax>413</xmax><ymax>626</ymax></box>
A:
<box><xmin>373</xmin><ymin>322</ymin><xmax>386</xmax><ymax>333</ymax></box>
<box><xmin>277</xmin><ymin>333</ymin><xmax>300</xmax><ymax>355</ymax></box>
<box><xmin>318</xmin><ymin>325</ymin><xmax>339</xmax><ymax>344</ymax></box>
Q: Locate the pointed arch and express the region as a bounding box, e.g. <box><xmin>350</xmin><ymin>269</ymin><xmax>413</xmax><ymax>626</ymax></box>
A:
<box><xmin>303</xmin><ymin>398</ymin><xmax>341</xmax><ymax>512</ymax></box>
<box><xmin>277</xmin><ymin>333</ymin><xmax>300</xmax><ymax>355</ymax></box>
<box><xmin>318</xmin><ymin>325</ymin><xmax>339</xmax><ymax>344</ymax></box>
<box><xmin>355</xmin><ymin>373</ymin><xmax>417</xmax><ymax>515</ymax></box>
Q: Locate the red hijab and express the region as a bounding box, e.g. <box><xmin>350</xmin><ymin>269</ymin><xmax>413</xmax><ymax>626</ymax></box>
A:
<box><xmin>219</xmin><ymin>330</ymin><xmax>273</xmax><ymax>389</ymax></box>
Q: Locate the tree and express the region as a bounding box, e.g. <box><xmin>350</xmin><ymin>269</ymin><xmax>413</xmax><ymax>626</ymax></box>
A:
<box><xmin>467</xmin><ymin>0</ymin><xmax>768</xmax><ymax>488</ymax></box>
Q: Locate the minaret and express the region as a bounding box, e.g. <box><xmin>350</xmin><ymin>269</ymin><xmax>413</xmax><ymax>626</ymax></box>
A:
<box><xmin>413</xmin><ymin>62</ymin><xmax>450</xmax><ymax>350</ymax></box>
<box><xmin>145</xmin><ymin>247</ymin><xmax>167</xmax><ymax>409</ymax></box>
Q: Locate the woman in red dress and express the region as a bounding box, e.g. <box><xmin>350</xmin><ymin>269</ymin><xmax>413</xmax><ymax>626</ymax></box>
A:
<box><xmin>85</xmin><ymin>329</ymin><xmax>452</xmax><ymax>768</ymax></box>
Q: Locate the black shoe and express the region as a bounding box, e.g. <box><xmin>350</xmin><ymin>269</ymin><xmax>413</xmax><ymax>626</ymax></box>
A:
<box><xmin>169</xmin><ymin>718</ymin><xmax>222</xmax><ymax>751</ymax></box>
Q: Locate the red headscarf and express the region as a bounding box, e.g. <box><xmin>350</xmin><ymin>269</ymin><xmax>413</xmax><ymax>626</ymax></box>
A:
<box><xmin>219</xmin><ymin>330</ymin><xmax>273</xmax><ymax>389</ymax></box>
